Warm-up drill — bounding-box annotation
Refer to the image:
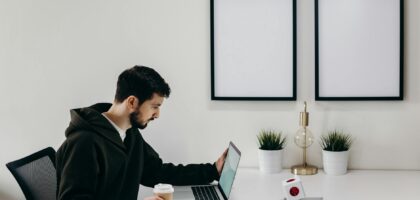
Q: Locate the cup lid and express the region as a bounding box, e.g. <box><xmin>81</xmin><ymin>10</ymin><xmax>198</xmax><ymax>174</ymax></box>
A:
<box><xmin>153</xmin><ymin>183</ymin><xmax>174</xmax><ymax>193</ymax></box>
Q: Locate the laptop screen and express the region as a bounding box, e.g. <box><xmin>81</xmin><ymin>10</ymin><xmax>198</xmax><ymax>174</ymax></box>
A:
<box><xmin>219</xmin><ymin>142</ymin><xmax>241</xmax><ymax>198</ymax></box>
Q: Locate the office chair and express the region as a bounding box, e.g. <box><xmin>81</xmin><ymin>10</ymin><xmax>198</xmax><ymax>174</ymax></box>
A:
<box><xmin>6</xmin><ymin>147</ymin><xmax>57</xmax><ymax>200</ymax></box>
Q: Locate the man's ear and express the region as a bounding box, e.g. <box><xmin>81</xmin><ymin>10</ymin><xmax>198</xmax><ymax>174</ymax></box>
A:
<box><xmin>126</xmin><ymin>95</ymin><xmax>139</xmax><ymax>112</ymax></box>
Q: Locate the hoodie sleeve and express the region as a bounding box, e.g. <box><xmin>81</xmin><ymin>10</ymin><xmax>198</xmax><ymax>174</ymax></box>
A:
<box><xmin>56</xmin><ymin>132</ymin><xmax>99</xmax><ymax>200</ymax></box>
<box><xmin>140</xmin><ymin>141</ymin><xmax>220</xmax><ymax>187</ymax></box>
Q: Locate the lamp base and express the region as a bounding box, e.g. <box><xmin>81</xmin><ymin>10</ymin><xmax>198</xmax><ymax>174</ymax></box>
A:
<box><xmin>291</xmin><ymin>164</ymin><xmax>318</xmax><ymax>175</ymax></box>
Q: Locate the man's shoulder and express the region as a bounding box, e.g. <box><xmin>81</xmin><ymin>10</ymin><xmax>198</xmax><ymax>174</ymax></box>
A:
<box><xmin>59</xmin><ymin>130</ymin><xmax>101</xmax><ymax>151</ymax></box>
<box><xmin>66</xmin><ymin>129</ymin><xmax>98</xmax><ymax>141</ymax></box>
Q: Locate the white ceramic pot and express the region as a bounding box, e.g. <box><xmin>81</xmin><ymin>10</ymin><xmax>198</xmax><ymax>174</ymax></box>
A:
<box><xmin>258</xmin><ymin>149</ymin><xmax>283</xmax><ymax>173</ymax></box>
<box><xmin>322</xmin><ymin>150</ymin><xmax>349</xmax><ymax>175</ymax></box>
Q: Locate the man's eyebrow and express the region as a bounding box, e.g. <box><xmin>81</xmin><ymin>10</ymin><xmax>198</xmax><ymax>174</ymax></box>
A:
<box><xmin>152</xmin><ymin>103</ymin><xmax>161</xmax><ymax>106</ymax></box>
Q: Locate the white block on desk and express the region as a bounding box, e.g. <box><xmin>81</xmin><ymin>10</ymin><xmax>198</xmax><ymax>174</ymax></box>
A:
<box><xmin>282</xmin><ymin>176</ymin><xmax>305</xmax><ymax>200</ymax></box>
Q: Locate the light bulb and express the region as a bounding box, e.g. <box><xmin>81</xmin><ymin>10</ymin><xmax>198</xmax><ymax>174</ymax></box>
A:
<box><xmin>291</xmin><ymin>101</ymin><xmax>318</xmax><ymax>175</ymax></box>
<box><xmin>294</xmin><ymin>127</ymin><xmax>314</xmax><ymax>148</ymax></box>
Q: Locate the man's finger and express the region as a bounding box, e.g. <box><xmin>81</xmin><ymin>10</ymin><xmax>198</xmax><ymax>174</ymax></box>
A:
<box><xmin>222</xmin><ymin>148</ymin><xmax>228</xmax><ymax>157</ymax></box>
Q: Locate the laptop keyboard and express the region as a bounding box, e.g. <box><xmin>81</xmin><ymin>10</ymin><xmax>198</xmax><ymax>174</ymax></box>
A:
<box><xmin>191</xmin><ymin>186</ymin><xmax>220</xmax><ymax>200</ymax></box>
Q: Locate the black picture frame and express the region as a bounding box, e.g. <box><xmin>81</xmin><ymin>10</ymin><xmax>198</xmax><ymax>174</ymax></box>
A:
<box><xmin>211</xmin><ymin>0</ymin><xmax>297</xmax><ymax>101</ymax></box>
<box><xmin>315</xmin><ymin>0</ymin><xmax>404</xmax><ymax>101</ymax></box>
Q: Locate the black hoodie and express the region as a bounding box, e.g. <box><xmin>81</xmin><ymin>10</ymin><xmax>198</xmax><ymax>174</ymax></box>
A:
<box><xmin>56</xmin><ymin>103</ymin><xmax>219</xmax><ymax>200</ymax></box>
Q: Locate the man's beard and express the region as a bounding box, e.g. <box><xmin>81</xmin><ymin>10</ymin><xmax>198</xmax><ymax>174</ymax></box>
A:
<box><xmin>129</xmin><ymin>110</ymin><xmax>147</xmax><ymax>129</ymax></box>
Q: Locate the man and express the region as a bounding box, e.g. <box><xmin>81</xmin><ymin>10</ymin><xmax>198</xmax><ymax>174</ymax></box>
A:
<box><xmin>56</xmin><ymin>66</ymin><xmax>226</xmax><ymax>200</ymax></box>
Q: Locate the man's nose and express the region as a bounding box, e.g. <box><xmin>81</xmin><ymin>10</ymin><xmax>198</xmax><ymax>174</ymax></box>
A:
<box><xmin>153</xmin><ymin>109</ymin><xmax>160</xmax><ymax>119</ymax></box>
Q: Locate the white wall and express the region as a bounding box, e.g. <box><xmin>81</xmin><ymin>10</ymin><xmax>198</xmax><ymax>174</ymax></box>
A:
<box><xmin>0</xmin><ymin>0</ymin><xmax>419</xmax><ymax>199</ymax></box>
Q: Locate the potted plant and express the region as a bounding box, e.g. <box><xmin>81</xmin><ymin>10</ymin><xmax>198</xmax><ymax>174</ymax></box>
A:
<box><xmin>257</xmin><ymin>129</ymin><xmax>286</xmax><ymax>173</ymax></box>
<box><xmin>320</xmin><ymin>130</ymin><xmax>353</xmax><ymax>175</ymax></box>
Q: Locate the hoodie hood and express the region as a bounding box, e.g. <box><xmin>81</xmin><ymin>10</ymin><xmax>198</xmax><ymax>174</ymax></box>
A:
<box><xmin>65</xmin><ymin>103</ymin><xmax>125</xmax><ymax>149</ymax></box>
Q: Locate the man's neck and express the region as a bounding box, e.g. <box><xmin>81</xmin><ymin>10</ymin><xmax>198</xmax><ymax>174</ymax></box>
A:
<box><xmin>103</xmin><ymin>103</ymin><xmax>132</xmax><ymax>131</ymax></box>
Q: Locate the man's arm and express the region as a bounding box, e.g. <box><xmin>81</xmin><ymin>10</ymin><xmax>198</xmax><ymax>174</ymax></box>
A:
<box><xmin>140</xmin><ymin>141</ymin><xmax>222</xmax><ymax>187</ymax></box>
<box><xmin>56</xmin><ymin>133</ymin><xmax>98</xmax><ymax>200</ymax></box>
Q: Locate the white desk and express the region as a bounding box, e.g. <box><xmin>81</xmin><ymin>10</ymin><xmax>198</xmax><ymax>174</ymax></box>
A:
<box><xmin>139</xmin><ymin>168</ymin><xmax>420</xmax><ymax>200</ymax></box>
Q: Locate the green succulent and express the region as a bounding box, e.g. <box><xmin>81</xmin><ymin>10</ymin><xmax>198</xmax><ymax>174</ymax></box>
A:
<box><xmin>320</xmin><ymin>130</ymin><xmax>353</xmax><ymax>152</ymax></box>
<box><xmin>257</xmin><ymin>129</ymin><xmax>286</xmax><ymax>150</ymax></box>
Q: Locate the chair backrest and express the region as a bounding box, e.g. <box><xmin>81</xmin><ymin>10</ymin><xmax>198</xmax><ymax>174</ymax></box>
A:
<box><xmin>6</xmin><ymin>147</ymin><xmax>57</xmax><ymax>200</ymax></box>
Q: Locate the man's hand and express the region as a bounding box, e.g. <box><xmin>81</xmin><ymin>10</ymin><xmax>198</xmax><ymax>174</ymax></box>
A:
<box><xmin>144</xmin><ymin>196</ymin><xmax>163</xmax><ymax>200</ymax></box>
<box><xmin>215</xmin><ymin>148</ymin><xmax>228</xmax><ymax>175</ymax></box>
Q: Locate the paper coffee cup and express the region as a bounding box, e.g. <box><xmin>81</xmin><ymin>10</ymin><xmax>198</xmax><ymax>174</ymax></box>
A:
<box><xmin>153</xmin><ymin>183</ymin><xmax>174</xmax><ymax>200</ymax></box>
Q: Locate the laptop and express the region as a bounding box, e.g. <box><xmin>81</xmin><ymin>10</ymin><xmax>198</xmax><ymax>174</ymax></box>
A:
<box><xmin>173</xmin><ymin>142</ymin><xmax>241</xmax><ymax>200</ymax></box>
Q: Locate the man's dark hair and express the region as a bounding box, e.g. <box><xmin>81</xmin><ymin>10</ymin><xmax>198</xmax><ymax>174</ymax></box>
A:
<box><xmin>114</xmin><ymin>66</ymin><xmax>171</xmax><ymax>103</ymax></box>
